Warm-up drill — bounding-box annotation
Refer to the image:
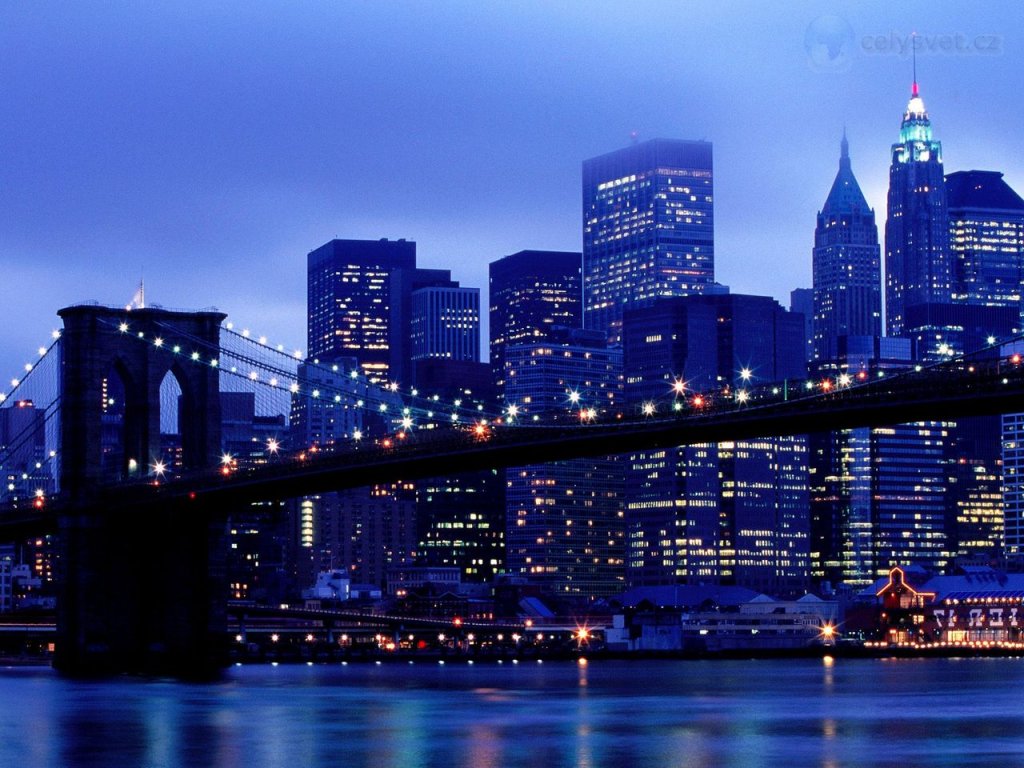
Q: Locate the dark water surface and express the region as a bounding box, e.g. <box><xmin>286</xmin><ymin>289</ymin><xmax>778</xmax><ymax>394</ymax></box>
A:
<box><xmin>2</xmin><ymin>657</ymin><xmax>1023</xmax><ymax>767</ymax></box>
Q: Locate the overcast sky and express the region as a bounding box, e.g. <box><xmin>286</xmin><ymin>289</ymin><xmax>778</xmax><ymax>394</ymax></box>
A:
<box><xmin>2</xmin><ymin>1</ymin><xmax>1021</xmax><ymax>379</ymax></box>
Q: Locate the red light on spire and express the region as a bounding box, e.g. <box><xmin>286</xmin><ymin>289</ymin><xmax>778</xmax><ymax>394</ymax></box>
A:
<box><xmin>912</xmin><ymin>80</ymin><xmax>919</xmax><ymax>98</ymax></box>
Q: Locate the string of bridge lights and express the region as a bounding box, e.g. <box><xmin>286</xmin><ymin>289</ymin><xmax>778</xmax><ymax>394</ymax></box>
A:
<box><xmin>0</xmin><ymin>334</ymin><xmax>62</xmax><ymax>507</ymax></box>
<box><xmin>110</xmin><ymin>317</ymin><xmax>507</xmax><ymax>437</ymax></box>
<box><xmin>12</xmin><ymin>313</ymin><xmax>1023</xmax><ymax>483</ymax></box>
<box><xmin>116</xmin><ymin>314</ymin><xmax>897</xmax><ymax>437</ymax></box>
<box><xmin>0</xmin><ymin>333</ymin><xmax>60</xmax><ymax>405</ymax></box>
<box><xmin>220</xmin><ymin>323</ymin><xmax>507</xmax><ymax>421</ymax></box>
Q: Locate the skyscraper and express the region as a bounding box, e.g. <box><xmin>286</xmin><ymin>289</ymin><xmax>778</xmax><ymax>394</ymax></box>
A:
<box><xmin>885</xmin><ymin>78</ymin><xmax>951</xmax><ymax>337</ymax></box>
<box><xmin>622</xmin><ymin>294</ymin><xmax>809</xmax><ymax>595</ymax></box>
<box><xmin>947</xmin><ymin>170</ymin><xmax>1024</xmax><ymax>321</ymax></box>
<box><xmin>944</xmin><ymin>170</ymin><xmax>1024</xmax><ymax>562</ymax></box>
<box><xmin>307</xmin><ymin>238</ymin><xmax>416</xmax><ymax>383</ymax></box>
<box><xmin>389</xmin><ymin>268</ymin><xmax>458</xmax><ymax>387</ymax></box>
<box><xmin>488</xmin><ymin>250</ymin><xmax>582</xmax><ymax>396</ymax></box>
<box><xmin>812</xmin><ymin>133</ymin><xmax>882</xmax><ymax>363</ymax></box>
<box><xmin>807</xmin><ymin>338</ymin><xmax>956</xmax><ymax>589</ymax></box>
<box><xmin>503</xmin><ymin>328</ymin><xmax>624</xmax><ymax>599</ymax></box>
<box><xmin>583</xmin><ymin>139</ymin><xmax>714</xmax><ymax>342</ymax></box>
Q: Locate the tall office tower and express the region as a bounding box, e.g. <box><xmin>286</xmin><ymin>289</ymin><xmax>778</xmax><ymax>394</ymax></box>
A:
<box><xmin>812</xmin><ymin>133</ymin><xmax>882</xmax><ymax>364</ymax></box>
<box><xmin>945</xmin><ymin>171</ymin><xmax>1024</xmax><ymax>563</ymax></box>
<box><xmin>389</xmin><ymin>268</ymin><xmax>457</xmax><ymax>386</ymax></box>
<box><xmin>812</xmin><ymin>424</ymin><xmax>952</xmax><ymax>589</ymax></box>
<box><xmin>504</xmin><ymin>328</ymin><xmax>624</xmax><ymax>599</ymax></box>
<box><xmin>307</xmin><ymin>238</ymin><xmax>416</xmax><ymax>383</ymax></box>
<box><xmin>790</xmin><ymin>288</ymin><xmax>815</xmax><ymax>364</ymax></box>
<box><xmin>622</xmin><ymin>294</ymin><xmax>809</xmax><ymax>596</ymax></box>
<box><xmin>410</xmin><ymin>285</ymin><xmax>480</xmax><ymax>363</ymax></box>
<box><xmin>808</xmin><ymin>339</ymin><xmax>955</xmax><ymax>589</ymax></box>
<box><xmin>885</xmin><ymin>78</ymin><xmax>951</xmax><ymax>337</ymax></box>
<box><xmin>489</xmin><ymin>250</ymin><xmax>582</xmax><ymax>397</ymax></box>
<box><xmin>583</xmin><ymin>139</ymin><xmax>714</xmax><ymax>342</ymax></box>
<box><xmin>947</xmin><ymin>170</ymin><xmax>1024</xmax><ymax>323</ymax></box>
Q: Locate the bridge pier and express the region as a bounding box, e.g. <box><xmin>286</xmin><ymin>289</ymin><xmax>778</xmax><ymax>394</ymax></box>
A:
<box><xmin>54</xmin><ymin>500</ymin><xmax>228</xmax><ymax>679</ymax></box>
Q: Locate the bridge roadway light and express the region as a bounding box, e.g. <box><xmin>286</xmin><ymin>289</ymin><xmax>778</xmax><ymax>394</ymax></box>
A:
<box><xmin>739</xmin><ymin>367</ymin><xmax>752</xmax><ymax>382</ymax></box>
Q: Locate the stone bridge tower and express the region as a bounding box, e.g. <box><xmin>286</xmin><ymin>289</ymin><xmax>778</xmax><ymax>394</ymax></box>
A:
<box><xmin>54</xmin><ymin>304</ymin><xmax>228</xmax><ymax>678</ymax></box>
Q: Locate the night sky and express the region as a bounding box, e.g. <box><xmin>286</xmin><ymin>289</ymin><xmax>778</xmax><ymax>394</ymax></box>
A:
<box><xmin>2</xmin><ymin>1</ymin><xmax>1021</xmax><ymax>381</ymax></box>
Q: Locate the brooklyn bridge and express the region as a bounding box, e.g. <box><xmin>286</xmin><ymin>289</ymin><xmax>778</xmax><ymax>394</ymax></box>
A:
<box><xmin>2</xmin><ymin>304</ymin><xmax>1023</xmax><ymax>676</ymax></box>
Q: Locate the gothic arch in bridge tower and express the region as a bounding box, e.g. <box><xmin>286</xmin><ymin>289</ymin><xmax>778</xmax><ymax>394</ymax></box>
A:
<box><xmin>57</xmin><ymin>304</ymin><xmax>227</xmax><ymax>495</ymax></box>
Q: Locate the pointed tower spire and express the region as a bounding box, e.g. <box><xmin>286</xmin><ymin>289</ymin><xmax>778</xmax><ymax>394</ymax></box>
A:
<box><xmin>821</xmin><ymin>129</ymin><xmax>868</xmax><ymax>215</ymax></box>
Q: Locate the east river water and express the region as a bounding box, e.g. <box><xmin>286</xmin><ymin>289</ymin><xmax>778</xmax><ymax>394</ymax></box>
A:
<box><xmin>2</xmin><ymin>657</ymin><xmax>1023</xmax><ymax>767</ymax></box>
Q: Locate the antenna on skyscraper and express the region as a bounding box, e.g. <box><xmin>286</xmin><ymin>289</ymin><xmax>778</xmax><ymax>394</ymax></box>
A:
<box><xmin>911</xmin><ymin>32</ymin><xmax>919</xmax><ymax>96</ymax></box>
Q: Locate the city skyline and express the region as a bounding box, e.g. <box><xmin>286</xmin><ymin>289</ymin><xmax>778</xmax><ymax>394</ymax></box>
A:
<box><xmin>2</xmin><ymin>3</ymin><xmax>1022</xmax><ymax>379</ymax></box>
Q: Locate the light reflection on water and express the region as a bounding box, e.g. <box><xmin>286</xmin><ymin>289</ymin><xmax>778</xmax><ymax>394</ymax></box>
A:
<box><xmin>1</xmin><ymin>658</ymin><xmax>1023</xmax><ymax>767</ymax></box>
